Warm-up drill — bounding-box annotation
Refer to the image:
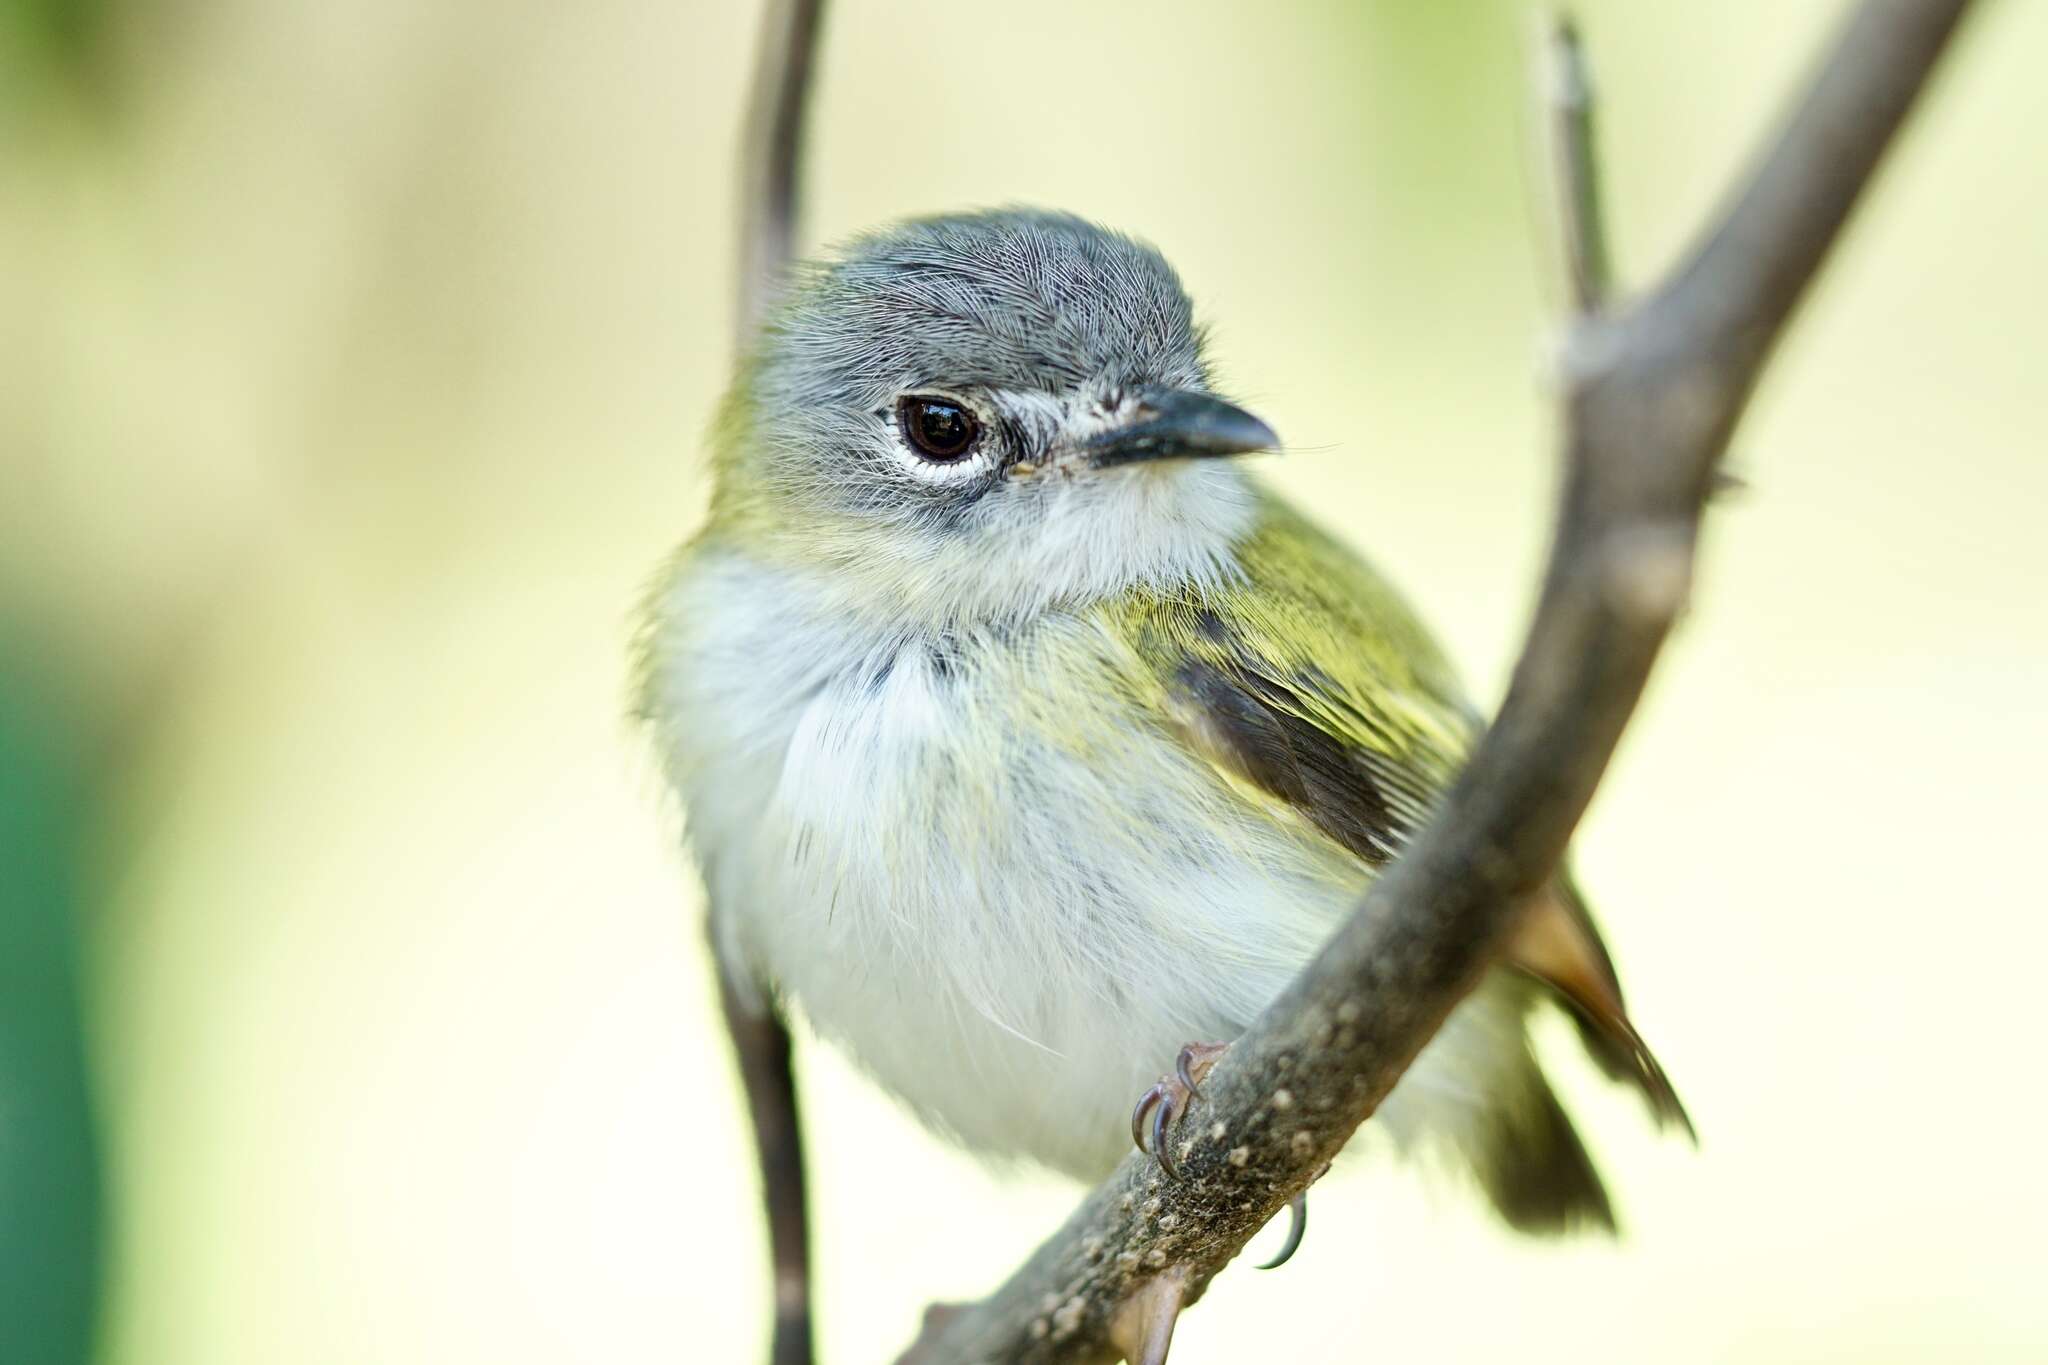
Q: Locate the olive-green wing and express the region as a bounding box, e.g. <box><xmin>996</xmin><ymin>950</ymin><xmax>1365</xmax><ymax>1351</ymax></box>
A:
<box><xmin>1107</xmin><ymin>494</ymin><xmax>1477</xmax><ymax>864</ymax></box>
<box><xmin>1106</xmin><ymin>492</ymin><xmax>1691</xmax><ymax>1137</ymax></box>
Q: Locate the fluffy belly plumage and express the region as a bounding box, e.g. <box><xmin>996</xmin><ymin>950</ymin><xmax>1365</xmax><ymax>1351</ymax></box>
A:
<box><xmin>651</xmin><ymin>549</ymin><xmax>1525</xmax><ymax>1183</ymax></box>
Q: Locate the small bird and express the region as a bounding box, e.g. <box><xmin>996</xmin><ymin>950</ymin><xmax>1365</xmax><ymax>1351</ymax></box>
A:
<box><xmin>641</xmin><ymin>209</ymin><xmax>1688</xmax><ymax>1255</ymax></box>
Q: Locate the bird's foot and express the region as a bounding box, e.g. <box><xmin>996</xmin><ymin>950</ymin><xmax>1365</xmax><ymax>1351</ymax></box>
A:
<box><xmin>1129</xmin><ymin>1041</ymin><xmax>1229</xmax><ymax>1181</ymax></box>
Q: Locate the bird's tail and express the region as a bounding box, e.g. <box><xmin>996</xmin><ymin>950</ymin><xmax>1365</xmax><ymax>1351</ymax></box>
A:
<box><xmin>1476</xmin><ymin>1068</ymin><xmax>1616</xmax><ymax>1235</ymax></box>
<box><xmin>1509</xmin><ymin>879</ymin><xmax>1696</xmax><ymax>1140</ymax></box>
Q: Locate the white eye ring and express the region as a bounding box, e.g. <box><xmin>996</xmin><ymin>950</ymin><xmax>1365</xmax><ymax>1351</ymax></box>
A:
<box><xmin>887</xmin><ymin>393</ymin><xmax>995</xmax><ymax>483</ymax></box>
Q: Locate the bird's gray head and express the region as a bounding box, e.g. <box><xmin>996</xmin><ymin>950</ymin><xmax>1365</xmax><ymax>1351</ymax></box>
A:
<box><xmin>713</xmin><ymin>209</ymin><xmax>1275</xmax><ymax>625</ymax></box>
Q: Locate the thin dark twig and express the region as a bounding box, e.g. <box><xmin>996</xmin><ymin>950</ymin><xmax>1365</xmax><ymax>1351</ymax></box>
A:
<box><xmin>717</xmin><ymin>967</ymin><xmax>814</xmax><ymax>1365</ymax></box>
<box><xmin>894</xmin><ymin>3</ymin><xmax>1973</xmax><ymax>1360</ymax></box>
<box><xmin>723</xmin><ymin>8</ymin><xmax>829</xmax><ymax>1364</ymax></box>
<box><xmin>735</xmin><ymin>0</ymin><xmax>827</xmax><ymax>352</ymax></box>
<box><xmin>1550</xmin><ymin>16</ymin><xmax>1614</xmax><ymax>312</ymax></box>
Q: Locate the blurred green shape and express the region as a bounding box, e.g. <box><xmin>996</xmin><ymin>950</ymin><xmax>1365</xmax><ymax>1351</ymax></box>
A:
<box><xmin>2</xmin><ymin>0</ymin><xmax>107</xmax><ymax>76</ymax></box>
<box><xmin>0</xmin><ymin>651</ymin><xmax>102</xmax><ymax>1365</ymax></box>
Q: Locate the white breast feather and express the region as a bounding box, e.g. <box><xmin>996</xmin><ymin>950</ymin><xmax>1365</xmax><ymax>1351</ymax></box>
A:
<box><xmin>646</xmin><ymin>509</ymin><xmax>1535</xmax><ymax>1181</ymax></box>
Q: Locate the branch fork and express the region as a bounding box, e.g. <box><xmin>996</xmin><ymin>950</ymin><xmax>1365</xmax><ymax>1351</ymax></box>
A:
<box><xmin>716</xmin><ymin>3</ymin><xmax>1976</xmax><ymax>1361</ymax></box>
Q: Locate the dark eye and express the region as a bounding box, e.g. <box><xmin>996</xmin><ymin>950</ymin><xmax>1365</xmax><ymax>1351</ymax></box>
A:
<box><xmin>898</xmin><ymin>396</ymin><xmax>980</xmax><ymax>461</ymax></box>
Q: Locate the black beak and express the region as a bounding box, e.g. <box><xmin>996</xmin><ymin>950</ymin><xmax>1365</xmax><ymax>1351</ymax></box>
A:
<box><xmin>1084</xmin><ymin>389</ymin><xmax>1278</xmax><ymax>469</ymax></box>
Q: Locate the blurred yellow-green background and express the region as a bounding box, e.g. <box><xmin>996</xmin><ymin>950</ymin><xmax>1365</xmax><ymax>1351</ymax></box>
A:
<box><xmin>3</xmin><ymin>0</ymin><xmax>2043</xmax><ymax>1361</ymax></box>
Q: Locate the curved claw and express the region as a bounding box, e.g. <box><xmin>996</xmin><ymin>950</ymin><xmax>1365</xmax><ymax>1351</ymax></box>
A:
<box><xmin>1134</xmin><ymin>1042</ymin><xmax>1229</xmax><ymax>1180</ymax></box>
<box><xmin>1151</xmin><ymin>1088</ymin><xmax>1180</xmax><ymax>1180</ymax></box>
<box><xmin>1256</xmin><ymin>1193</ymin><xmax>1308</xmax><ymax>1270</ymax></box>
<box><xmin>1131</xmin><ymin>1083</ymin><xmax>1167</xmax><ymax>1155</ymax></box>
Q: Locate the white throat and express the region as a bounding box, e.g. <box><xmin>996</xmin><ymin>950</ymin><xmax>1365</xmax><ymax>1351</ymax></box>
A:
<box><xmin>755</xmin><ymin>460</ymin><xmax>1260</xmax><ymax>633</ymax></box>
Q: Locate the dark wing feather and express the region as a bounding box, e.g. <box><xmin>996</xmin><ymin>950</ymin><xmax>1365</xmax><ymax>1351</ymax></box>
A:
<box><xmin>1168</xmin><ymin>654</ymin><xmax>1405</xmax><ymax>864</ymax></box>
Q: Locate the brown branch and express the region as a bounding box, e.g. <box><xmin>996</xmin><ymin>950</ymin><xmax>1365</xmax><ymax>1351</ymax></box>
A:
<box><xmin>895</xmin><ymin>2</ymin><xmax>1973</xmax><ymax>1360</ymax></box>
<box><xmin>734</xmin><ymin>0</ymin><xmax>827</xmax><ymax>353</ymax></box>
